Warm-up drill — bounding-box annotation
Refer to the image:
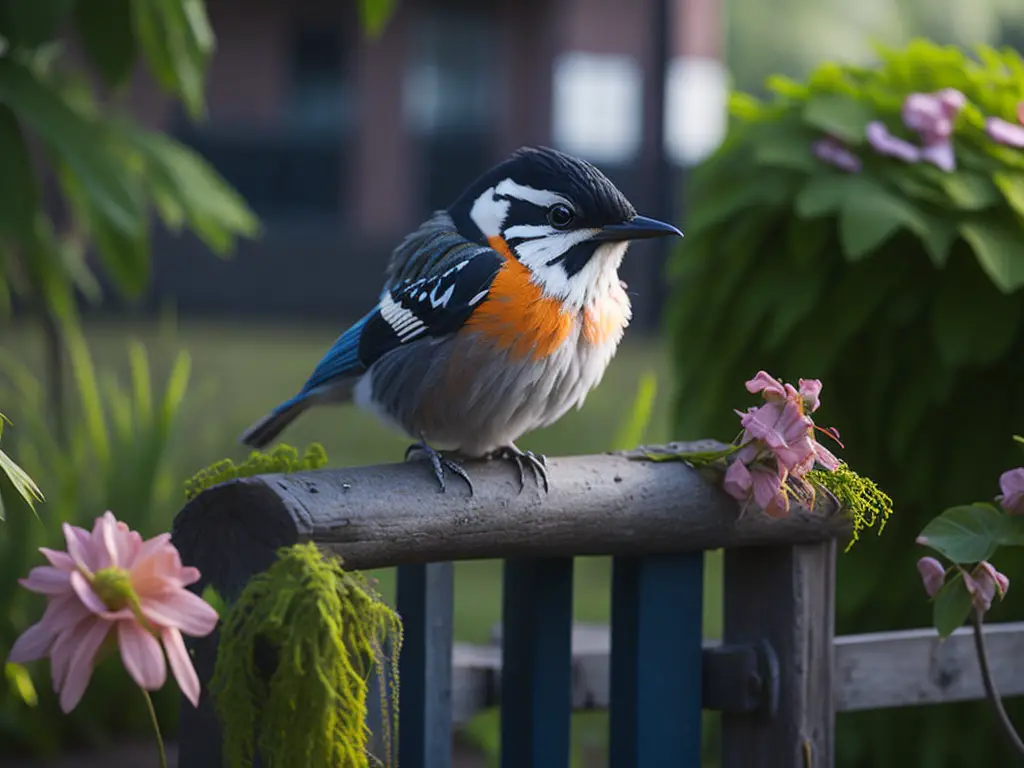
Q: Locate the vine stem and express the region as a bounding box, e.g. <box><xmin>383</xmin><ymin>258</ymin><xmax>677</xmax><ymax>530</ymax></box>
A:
<box><xmin>971</xmin><ymin>608</ymin><xmax>1024</xmax><ymax>758</ymax></box>
<box><xmin>141</xmin><ymin>687</ymin><xmax>168</xmax><ymax>768</ymax></box>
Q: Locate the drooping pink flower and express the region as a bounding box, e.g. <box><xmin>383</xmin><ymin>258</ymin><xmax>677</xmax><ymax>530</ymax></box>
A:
<box><xmin>722</xmin><ymin>458</ymin><xmax>790</xmax><ymax>518</ymax></box>
<box><xmin>7</xmin><ymin>512</ymin><xmax>218</xmax><ymax>713</ymax></box>
<box><xmin>916</xmin><ymin>556</ymin><xmax>946</xmax><ymax>598</ymax></box>
<box><xmin>866</xmin><ymin>121</ymin><xmax>921</xmax><ymax>163</ymax></box>
<box><xmin>812</xmin><ymin>137</ymin><xmax>862</xmax><ymax>173</ymax></box>
<box><xmin>740</xmin><ymin>400</ymin><xmax>818</xmax><ymax>475</ymax></box>
<box><xmin>962</xmin><ymin>561</ymin><xmax>1009</xmax><ymax>613</ymax></box>
<box><xmin>867</xmin><ymin>90</ymin><xmax>966</xmax><ymax>172</ymax></box>
<box><xmin>997</xmin><ymin>467</ymin><xmax>1024</xmax><ymax>515</ymax></box>
<box><xmin>987</xmin><ymin>103</ymin><xmax>1024</xmax><ymax>148</ymax></box>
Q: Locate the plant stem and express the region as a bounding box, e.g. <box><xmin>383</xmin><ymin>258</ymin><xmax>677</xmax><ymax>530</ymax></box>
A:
<box><xmin>971</xmin><ymin>608</ymin><xmax>1024</xmax><ymax>758</ymax></box>
<box><xmin>141</xmin><ymin>688</ymin><xmax>168</xmax><ymax>768</ymax></box>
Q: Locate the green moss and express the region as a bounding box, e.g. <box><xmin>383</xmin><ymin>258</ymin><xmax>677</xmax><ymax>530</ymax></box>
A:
<box><xmin>211</xmin><ymin>542</ymin><xmax>401</xmax><ymax>768</ymax></box>
<box><xmin>808</xmin><ymin>463</ymin><xmax>893</xmax><ymax>552</ymax></box>
<box><xmin>184</xmin><ymin>443</ymin><xmax>328</xmax><ymax>500</ymax></box>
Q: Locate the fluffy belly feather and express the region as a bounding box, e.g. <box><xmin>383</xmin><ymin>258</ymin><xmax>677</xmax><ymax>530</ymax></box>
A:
<box><xmin>359</xmin><ymin>294</ymin><xmax>628</xmax><ymax>457</ymax></box>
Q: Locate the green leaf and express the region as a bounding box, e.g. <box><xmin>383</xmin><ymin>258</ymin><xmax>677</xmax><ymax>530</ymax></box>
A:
<box><xmin>933</xmin><ymin>574</ymin><xmax>973</xmax><ymax>639</ymax></box>
<box><xmin>0</xmin><ymin>415</ymin><xmax>44</xmax><ymax>519</ymax></box>
<box><xmin>134</xmin><ymin>0</ymin><xmax>211</xmax><ymax>119</ymax></box>
<box><xmin>0</xmin><ymin>104</ymin><xmax>38</xmax><ymax>242</ymax></box>
<box><xmin>612</xmin><ymin>372</ymin><xmax>658</xmax><ymax>451</ymax></box>
<box><xmin>802</xmin><ymin>95</ymin><xmax>876</xmax><ymax>144</ymax></box>
<box><xmin>839</xmin><ymin>181</ymin><xmax>924</xmax><ymax>260</ymax></box>
<box><xmin>916</xmin><ymin>216</ymin><xmax>958</xmax><ymax>268</ymax></box>
<box><xmin>1002</xmin><ymin>516</ymin><xmax>1024</xmax><ymax>547</ymax></box>
<box><xmin>959</xmin><ymin>220</ymin><xmax>1024</xmax><ymax>293</ymax></box>
<box><xmin>0</xmin><ymin>60</ymin><xmax>143</xmax><ymax>236</ymax></box>
<box><xmin>358</xmin><ymin>0</ymin><xmax>395</xmax><ymax>38</ymax></box>
<box><xmin>115</xmin><ymin>124</ymin><xmax>259</xmax><ymax>252</ymax></box>
<box><xmin>940</xmin><ymin>172</ymin><xmax>999</xmax><ymax>211</ymax></box>
<box><xmin>754</xmin><ymin>129</ymin><xmax>820</xmax><ymax>172</ymax></box>
<box><xmin>794</xmin><ymin>174</ymin><xmax>854</xmax><ymax>218</ymax></box>
<box><xmin>73</xmin><ymin>0</ymin><xmax>137</xmax><ymax>88</ymax></box>
<box><xmin>917</xmin><ymin>503</ymin><xmax>1009</xmax><ymax>563</ymax></box>
<box><xmin>992</xmin><ymin>170</ymin><xmax>1024</xmax><ymax>222</ymax></box>
<box><xmin>92</xmin><ymin>204</ymin><xmax>151</xmax><ymax>297</ymax></box>
<box><xmin>686</xmin><ymin>171</ymin><xmax>795</xmax><ymax>236</ymax></box>
<box><xmin>0</xmin><ymin>0</ymin><xmax>74</xmax><ymax>48</ymax></box>
<box><xmin>4</xmin><ymin>663</ymin><xmax>38</xmax><ymax>707</ymax></box>
<box><xmin>930</xmin><ymin>250</ymin><xmax>1022</xmax><ymax>366</ymax></box>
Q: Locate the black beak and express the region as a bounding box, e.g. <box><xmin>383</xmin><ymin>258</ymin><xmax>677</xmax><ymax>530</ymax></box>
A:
<box><xmin>591</xmin><ymin>214</ymin><xmax>684</xmax><ymax>243</ymax></box>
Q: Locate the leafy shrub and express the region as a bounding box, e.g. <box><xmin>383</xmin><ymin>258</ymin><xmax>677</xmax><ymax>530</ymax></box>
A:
<box><xmin>0</xmin><ymin>331</ymin><xmax>191</xmax><ymax>755</ymax></box>
<box><xmin>670</xmin><ymin>39</ymin><xmax>1024</xmax><ymax>768</ymax></box>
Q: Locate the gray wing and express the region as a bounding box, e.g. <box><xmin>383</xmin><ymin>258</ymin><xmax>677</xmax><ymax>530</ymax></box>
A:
<box><xmin>382</xmin><ymin>211</ymin><xmax>493</xmax><ymax>295</ymax></box>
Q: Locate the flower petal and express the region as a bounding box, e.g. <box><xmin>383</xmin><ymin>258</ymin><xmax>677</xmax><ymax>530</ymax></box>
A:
<box><xmin>19</xmin><ymin>566</ymin><xmax>72</xmax><ymax>596</ymax></box>
<box><xmin>986</xmin><ymin>117</ymin><xmax>1024</xmax><ymax>147</ymax></box>
<box><xmin>745</xmin><ymin>371</ymin><xmax>787</xmax><ymax>400</ymax></box>
<box><xmin>916</xmin><ymin>556</ymin><xmax>945</xmax><ymax>598</ymax></box>
<box><xmin>70</xmin><ymin>571</ymin><xmax>110</xmax><ymax>616</ymax></box>
<box><xmin>93</xmin><ymin>512</ymin><xmax>120</xmax><ymax>570</ymax></box>
<box><xmin>162</xmin><ymin>627</ymin><xmax>201</xmax><ymax>707</ymax></box>
<box><xmin>63</xmin><ymin>523</ymin><xmax>98</xmax><ymax>573</ymax></box>
<box><xmin>866</xmin><ymin>121</ymin><xmax>921</xmax><ymax>162</ymax></box>
<box><xmin>39</xmin><ymin>547</ymin><xmax>76</xmax><ymax>572</ymax></box>
<box><xmin>58</xmin><ymin>618</ymin><xmax>111</xmax><ymax>713</ymax></box>
<box><xmin>141</xmin><ymin>589</ymin><xmax>219</xmax><ymax>636</ymax></box>
<box><xmin>7</xmin><ymin>619</ymin><xmax>57</xmax><ymax>663</ymax></box>
<box><xmin>118</xmin><ymin>621</ymin><xmax>167</xmax><ymax>691</ymax></box>
<box><xmin>722</xmin><ymin>460</ymin><xmax>753</xmax><ymax>502</ymax></box>
<box><xmin>920</xmin><ymin>140</ymin><xmax>956</xmax><ymax>172</ymax></box>
<box><xmin>997</xmin><ymin>467</ymin><xmax>1024</xmax><ymax>515</ymax></box>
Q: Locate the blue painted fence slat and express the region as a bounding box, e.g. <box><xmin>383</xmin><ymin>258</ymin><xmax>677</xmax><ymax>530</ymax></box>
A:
<box><xmin>396</xmin><ymin>562</ymin><xmax>455</xmax><ymax>768</ymax></box>
<box><xmin>500</xmin><ymin>557</ymin><xmax>575</xmax><ymax>767</ymax></box>
<box><xmin>609</xmin><ymin>553</ymin><xmax>705</xmax><ymax>767</ymax></box>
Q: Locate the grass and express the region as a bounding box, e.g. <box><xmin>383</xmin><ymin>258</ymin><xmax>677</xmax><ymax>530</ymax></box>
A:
<box><xmin>1</xmin><ymin>317</ymin><xmax>724</xmax><ymax>763</ymax></box>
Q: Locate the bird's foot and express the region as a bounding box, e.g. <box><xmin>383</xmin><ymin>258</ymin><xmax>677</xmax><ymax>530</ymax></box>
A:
<box><xmin>404</xmin><ymin>441</ymin><xmax>474</xmax><ymax>495</ymax></box>
<box><xmin>490</xmin><ymin>444</ymin><xmax>549</xmax><ymax>493</ymax></box>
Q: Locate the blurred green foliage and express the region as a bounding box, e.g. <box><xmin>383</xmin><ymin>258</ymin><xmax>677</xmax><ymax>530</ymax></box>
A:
<box><xmin>0</xmin><ymin>330</ymin><xmax>192</xmax><ymax>753</ymax></box>
<box><xmin>673</xmin><ymin>39</ymin><xmax>1024</xmax><ymax>768</ymax></box>
<box><xmin>0</xmin><ymin>0</ymin><xmax>258</xmax><ymax>328</ymax></box>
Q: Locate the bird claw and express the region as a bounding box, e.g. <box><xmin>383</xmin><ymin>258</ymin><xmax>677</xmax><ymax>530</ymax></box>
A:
<box><xmin>405</xmin><ymin>441</ymin><xmax>474</xmax><ymax>495</ymax></box>
<box><xmin>491</xmin><ymin>445</ymin><xmax>550</xmax><ymax>493</ymax></box>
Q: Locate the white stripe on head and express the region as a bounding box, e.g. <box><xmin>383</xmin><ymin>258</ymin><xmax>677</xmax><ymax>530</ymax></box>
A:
<box><xmin>493</xmin><ymin>179</ymin><xmax>572</xmax><ymax>209</ymax></box>
<box><xmin>470</xmin><ymin>186</ymin><xmax>510</xmax><ymax>238</ymax></box>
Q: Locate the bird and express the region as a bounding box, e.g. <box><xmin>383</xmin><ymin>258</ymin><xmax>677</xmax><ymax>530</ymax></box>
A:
<box><xmin>239</xmin><ymin>146</ymin><xmax>683</xmax><ymax>494</ymax></box>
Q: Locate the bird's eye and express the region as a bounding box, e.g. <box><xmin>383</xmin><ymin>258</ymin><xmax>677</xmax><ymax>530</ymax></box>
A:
<box><xmin>547</xmin><ymin>203</ymin><xmax>575</xmax><ymax>230</ymax></box>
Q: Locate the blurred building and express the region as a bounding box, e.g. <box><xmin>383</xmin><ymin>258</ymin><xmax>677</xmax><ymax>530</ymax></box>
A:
<box><xmin>138</xmin><ymin>0</ymin><xmax>725</xmax><ymax>329</ymax></box>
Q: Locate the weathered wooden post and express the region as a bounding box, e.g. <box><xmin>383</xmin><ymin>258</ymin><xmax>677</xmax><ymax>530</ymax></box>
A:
<box><xmin>171</xmin><ymin>448</ymin><xmax>850</xmax><ymax>767</ymax></box>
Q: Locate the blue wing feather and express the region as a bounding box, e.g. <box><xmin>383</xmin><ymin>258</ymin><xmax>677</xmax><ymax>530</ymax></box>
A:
<box><xmin>292</xmin><ymin>213</ymin><xmax>503</xmax><ymax>402</ymax></box>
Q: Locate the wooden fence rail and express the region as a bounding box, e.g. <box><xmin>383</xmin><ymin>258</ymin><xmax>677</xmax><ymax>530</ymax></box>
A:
<box><xmin>170</xmin><ymin>445</ymin><xmax>1024</xmax><ymax>768</ymax></box>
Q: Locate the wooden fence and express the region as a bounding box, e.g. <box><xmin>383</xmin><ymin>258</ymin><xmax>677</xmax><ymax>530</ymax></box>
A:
<box><xmin>170</xmin><ymin>444</ymin><xmax>1024</xmax><ymax>767</ymax></box>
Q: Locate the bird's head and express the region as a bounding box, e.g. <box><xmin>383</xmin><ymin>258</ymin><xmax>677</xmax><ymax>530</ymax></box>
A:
<box><xmin>448</xmin><ymin>146</ymin><xmax>682</xmax><ymax>306</ymax></box>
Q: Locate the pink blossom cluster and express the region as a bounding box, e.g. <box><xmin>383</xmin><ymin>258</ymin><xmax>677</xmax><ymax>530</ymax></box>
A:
<box><xmin>916</xmin><ymin>469</ymin><xmax>1023</xmax><ymax>614</ymax></box>
<box><xmin>917</xmin><ymin>557</ymin><xmax>1009</xmax><ymax>613</ymax></box>
<box><xmin>722</xmin><ymin>371</ymin><xmax>840</xmax><ymax>518</ymax></box>
<box><xmin>813</xmin><ymin>91</ymin><xmax>1024</xmax><ymax>174</ymax></box>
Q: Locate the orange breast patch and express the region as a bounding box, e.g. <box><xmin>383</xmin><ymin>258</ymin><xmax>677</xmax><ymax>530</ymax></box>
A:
<box><xmin>462</xmin><ymin>236</ymin><xmax>574</xmax><ymax>361</ymax></box>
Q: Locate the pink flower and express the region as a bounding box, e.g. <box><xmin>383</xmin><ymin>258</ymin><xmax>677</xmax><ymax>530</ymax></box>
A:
<box><xmin>987</xmin><ymin>114</ymin><xmax>1024</xmax><ymax>148</ymax></box>
<box><xmin>962</xmin><ymin>561</ymin><xmax>1009</xmax><ymax>613</ymax></box>
<box><xmin>7</xmin><ymin>512</ymin><xmax>218</xmax><ymax>713</ymax></box>
<box><xmin>997</xmin><ymin>467</ymin><xmax>1024</xmax><ymax>515</ymax></box>
<box><xmin>741</xmin><ymin>400</ymin><xmax>818</xmax><ymax>475</ymax></box>
<box><xmin>867</xmin><ymin>90</ymin><xmax>966</xmax><ymax>172</ymax></box>
<box><xmin>722</xmin><ymin>459</ymin><xmax>790</xmax><ymax>518</ymax></box>
<box><xmin>812</xmin><ymin>137</ymin><xmax>862</xmax><ymax>173</ymax></box>
<box><xmin>866</xmin><ymin>121</ymin><xmax>921</xmax><ymax>163</ymax></box>
<box><xmin>916</xmin><ymin>556</ymin><xmax>946</xmax><ymax>598</ymax></box>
